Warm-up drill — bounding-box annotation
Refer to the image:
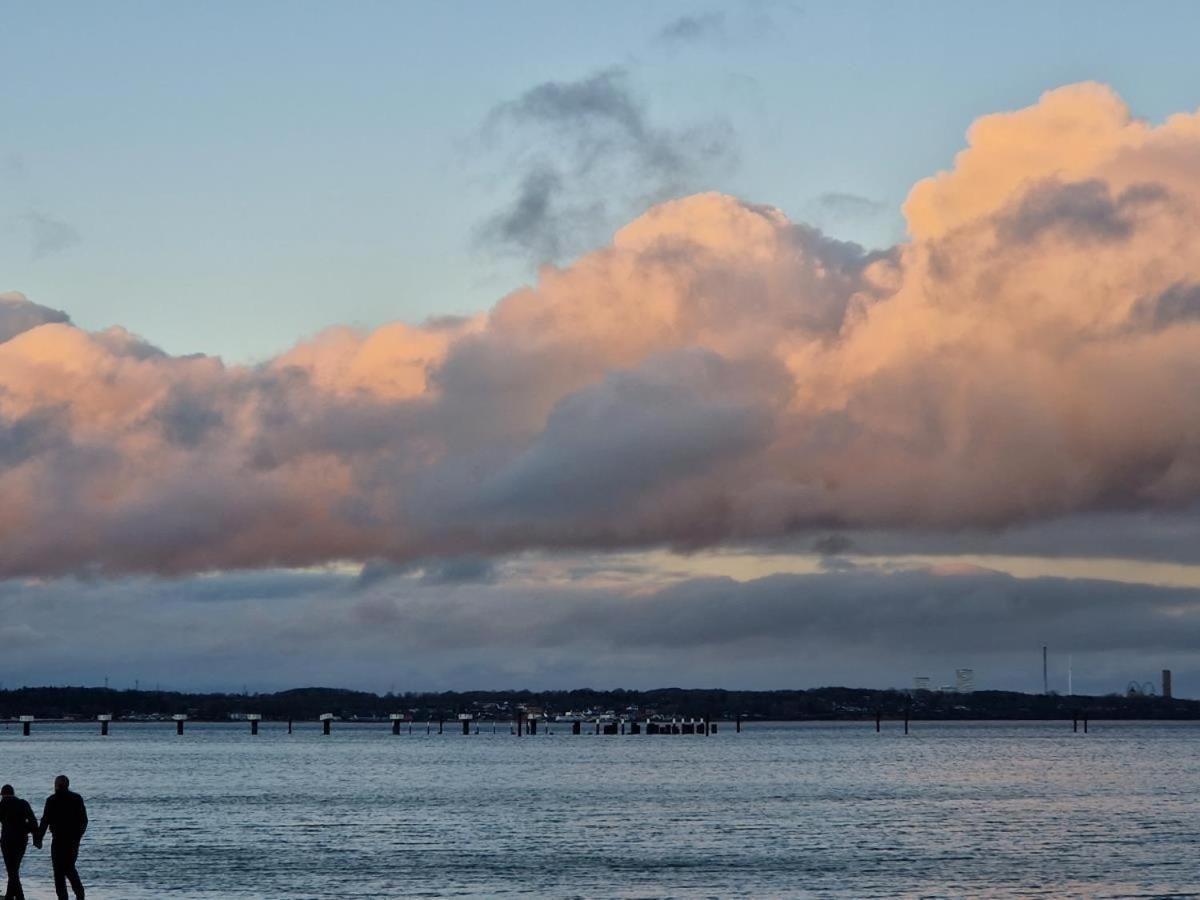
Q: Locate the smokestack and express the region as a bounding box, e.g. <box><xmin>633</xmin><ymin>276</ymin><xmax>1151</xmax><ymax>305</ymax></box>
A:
<box><xmin>1043</xmin><ymin>645</ymin><xmax>1048</xmax><ymax>694</ymax></box>
<box><xmin>1163</xmin><ymin>669</ymin><xmax>1173</xmax><ymax>700</ymax></box>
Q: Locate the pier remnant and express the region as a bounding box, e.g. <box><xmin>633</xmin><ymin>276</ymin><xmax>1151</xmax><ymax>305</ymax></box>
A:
<box><xmin>459</xmin><ymin>714</ymin><xmax>472</xmax><ymax>736</ymax></box>
<box><xmin>390</xmin><ymin>713</ymin><xmax>403</xmax><ymax>735</ymax></box>
<box><xmin>98</xmin><ymin>714</ymin><xmax>111</xmax><ymax>736</ymax></box>
<box><xmin>172</xmin><ymin>714</ymin><xmax>187</xmax><ymax>736</ymax></box>
<box><xmin>19</xmin><ymin>715</ymin><xmax>32</xmax><ymax>736</ymax></box>
<box><xmin>320</xmin><ymin>713</ymin><xmax>333</xmax><ymax>736</ymax></box>
<box><xmin>248</xmin><ymin>713</ymin><xmax>261</xmax><ymax>735</ymax></box>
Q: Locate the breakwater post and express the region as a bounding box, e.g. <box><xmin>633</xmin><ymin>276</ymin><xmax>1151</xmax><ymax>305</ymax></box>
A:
<box><xmin>287</xmin><ymin>718</ymin><xmax>293</xmax><ymax>734</ymax></box>
<box><xmin>736</xmin><ymin>715</ymin><xmax>741</xmax><ymax>733</ymax></box>
<box><xmin>1084</xmin><ymin>715</ymin><xmax>1089</xmax><ymax>734</ymax></box>
<box><xmin>19</xmin><ymin>716</ymin><xmax>32</xmax><ymax>736</ymax></box>
<box><xmin>875</xmin><ymin>711</ymin><xmax>881</xmax><ymax>733</ymax></box>
<box><xmin>98</xmin><ymin>714</ymin><xmax>111</xmax><ymax>736</ymax></box>
<box><xmin>320</xmin><ymin>713</ymin><xmax>333</xmax><ymax>735</ymax></box>
<box><xmin>173</xmin><ymin>714</ymin><xmax>186</xmax><ymax>736</ymax></box>
<box><xmin>460</xmin><ymin>714</ymin><xmax>472</xmax><ymax>736</ymax></box>
<box><xmin>438</xmin><ymin>719</ymin><xmax>444</xmax><ymax>735</ymax></box>
<box><xmin>904</xmin><ymin>708</ymin><xmax>910</xmax><ymax>735</ymax></box>
<box><xmin>249</xmin><ymin>714</ymin><xmax>261</xmax><ymax>735</ymax></box>
<box><xmin>391</xmin><ymin>713</ymin><xmax>402</xmax><ymax>735</ymax></box>
<box><xmin>1073</xmin><ymin>713</ymin><xmax>1078</xmax><ymax>733</ymax></box>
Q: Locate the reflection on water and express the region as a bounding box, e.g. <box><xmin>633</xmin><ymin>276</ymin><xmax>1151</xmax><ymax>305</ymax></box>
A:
<box><xmin>1</xmin><ymin>720</ymin><xmax>1197</xmax><ymax>898</ymax></box>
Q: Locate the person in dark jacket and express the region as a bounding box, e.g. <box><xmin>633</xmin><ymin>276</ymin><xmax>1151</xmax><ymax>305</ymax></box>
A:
<box><xmin>0</xmin><ymin>785</ymin><xmax>39</xmax><ymax>900</ymax></box>
<box><xmin>37</xmin><ymin>776</ymin><xmax>87</xmax><ymax>900</ymax></box>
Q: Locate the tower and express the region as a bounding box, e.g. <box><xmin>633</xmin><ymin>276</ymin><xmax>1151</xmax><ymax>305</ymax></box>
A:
<box><xmin>1163</xmin><ymin>669</ymin><xmax>1173</xmax><ymax>699</ymax></box>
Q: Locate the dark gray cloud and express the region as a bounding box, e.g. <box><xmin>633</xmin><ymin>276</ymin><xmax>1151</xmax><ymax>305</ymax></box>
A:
<box><xmin>477</xmin><ymin>67</ymin><xmax>737</xmax><ymax>262</ymax></box>
<box><xmin>997</xmin><ymin>179</ymin><xmax>1168</xmax><ymax>244</ymax></box>
<box><xmin>1</xmin><ymin>564</ymin><xmax>1197</xmax><ymax>696</ymax></box>
<box><xmin>812</xmin><ymin>191</ymin><xmax>887</xmax><ymax>221</ymax></box>
<box><xmin>656</xmin><ymin>12</ymin><xmax>727</xmax><ymax>44</ymax></box>
<box><xmin>1130</xmin><ymin>281</ymin><xmax>1200</xmax><ymax>331</ymax></box>
<box><xmin>24</xmin><ymin>210</ymin><xmax>82</xmax><ymax>259</ymax></box>
<box><xmin>0</xmin><ymin>292</ymin><xmax>70</xmax><ymax>343</ymax></box>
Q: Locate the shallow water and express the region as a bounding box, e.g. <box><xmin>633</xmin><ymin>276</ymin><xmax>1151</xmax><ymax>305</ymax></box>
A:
<box><xmin>0</xmin><ymin>720</ymin><xmax>1197</xmax><ymax>898</ymax></box>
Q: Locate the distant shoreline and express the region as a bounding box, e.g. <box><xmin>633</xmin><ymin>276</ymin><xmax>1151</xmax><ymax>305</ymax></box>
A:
<box><xmin>2</xmin><ymin>685</ymin><xmax>1197</xmax><ymax>723</ymax></box>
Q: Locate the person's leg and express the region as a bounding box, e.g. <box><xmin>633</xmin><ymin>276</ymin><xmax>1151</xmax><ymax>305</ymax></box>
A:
<box><xmin>62</xmin><ymin>841</ymin><xmax>83</xmax><ymax>900</ymax></box>
<box><xmin>2</xmin><ymin>840</ymin><xmax>26</xmax><ymax>900</ymax></box>
<box><xmin>50</xmin><ymin>841</ymin><xmax>69</xmax><ymax>900</ymax></box>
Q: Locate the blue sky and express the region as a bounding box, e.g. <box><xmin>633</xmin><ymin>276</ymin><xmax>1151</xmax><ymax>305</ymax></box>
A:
<box><xmin>5</xmin><ymin>1</ymin><xmax>1200</xmax><ymax>360</ymax></box>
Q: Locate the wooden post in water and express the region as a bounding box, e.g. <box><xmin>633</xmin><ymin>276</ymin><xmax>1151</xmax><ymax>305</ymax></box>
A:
<box><xmin>288</xmin><ymin>718</ymin><xmax>293</xmax><ymax>734</ymax></box>
<box><xmin>904</xmin><ymin>709</ymin><xmax>909</xmax><ymax>735</ymax></box>
<box><xmin>528</xmin><ymin>717</ymin><xmax>538</xmax><ymax>736</ymax></box>
<box><xmin>1073</xmin><ymin>713</ymin><xmax>1078</xmax><ymax>733</ymax></box>
<box><xmin>249</xmin><ymin>714</ymin><xmax>261</xmax><ymax>736</ymax></box>
<box><xmin>875</xmin><ymin>711</ymin><xmax>881</xmax><ymax>733</ymax></box>
<box><xmin>320</xmin><ymin>713</ymin><xmax>333</xmax><ymax>735</ymax></box>
<box><xmin>98</xmin><ymin>714</ymin><xmax>111</xmax><ymax>736</ymax></box>
<box><xmin>460</xmin><ymin>714</ymin><xmax>471</xmax><ymax>736</ymax></box>
<box><xmin>19</xmin><ymin>716</ymin><xmax>32</xmax><ymax>737</ymax></box>
<box><xmin>173</xmin><ymin>714</ymin><xmax>186</xmax><ymax>736</ymax></box>
<box><xmin>1083</xmin><ymin>715</ymin><xmax>1088</xmax><ymax>734</ymax></box>
<box><xmin>594</xmin><ymin>719</ymin><xmax>600</xmax><ymax>735</ymax></box>
<box><xmin>438</xmin><ymin>719</ymin><xmax>444</xmax><ymax>735</ymax></box>
<box><xmin>572</xmin><ymin>720</ymin><xmax>581</xmax><ymax>735</ymax></box>
<box><xmin>391</xmin><ymin>713</ymin><xmax>402</xmax><ymax>735</ymax></box>
<box><xmin>736</xmin><ymin>715</ymin><xmax>741</xmax><ymax>733</ymax></box>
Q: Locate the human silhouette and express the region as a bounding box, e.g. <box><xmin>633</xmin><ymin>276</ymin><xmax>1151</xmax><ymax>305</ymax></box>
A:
<box><xmin>37</xmin><ymin>776</ymin><xmax>87</xmax><ymax>900</ymax></box>
<box><xmin>0</xmin><ymin>785</ymin><xmax>38</xmax><ymax>900</ymax></box>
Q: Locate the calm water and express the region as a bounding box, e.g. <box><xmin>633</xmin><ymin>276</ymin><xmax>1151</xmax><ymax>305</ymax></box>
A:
<box><xmin>1</xmin><ymin>720</ymin><xmax>1198</xmax><ymax>898</ymax></box>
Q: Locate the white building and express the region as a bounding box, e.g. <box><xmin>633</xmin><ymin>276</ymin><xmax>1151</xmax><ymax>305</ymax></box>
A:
<box><xmin>955</xmin><ymin>668</ymin><xmax>975</xmax><ymax>693</ymax></box>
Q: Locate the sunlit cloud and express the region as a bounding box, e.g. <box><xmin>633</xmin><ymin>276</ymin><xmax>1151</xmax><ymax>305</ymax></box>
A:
<box><xmin>3</xmin><ymin>84</ymin><xmax>1200</xmax><ymax>578</ymax></box>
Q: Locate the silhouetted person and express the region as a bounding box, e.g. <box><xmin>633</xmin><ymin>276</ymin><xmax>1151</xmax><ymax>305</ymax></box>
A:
<box><xmin>0</xmin><ymin>785</ymin><xmax>38</xmax><ymax>900</ymax></box>
<box><xmin>37</xmin><ymin>776</ymin><xmax>87</xmax><ymax>900</ymax></box>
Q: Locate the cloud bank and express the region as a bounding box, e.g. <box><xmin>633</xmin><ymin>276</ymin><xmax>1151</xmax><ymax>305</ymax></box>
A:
<box><xmin>5</xmin><ymin>83</ymin><xmax>1200</xmax><ymax>577</ymax></box>
<box><xmin>1</xmin><ymin>562</ymin><xmax>1193</xmax><ymax>693</ymax></box>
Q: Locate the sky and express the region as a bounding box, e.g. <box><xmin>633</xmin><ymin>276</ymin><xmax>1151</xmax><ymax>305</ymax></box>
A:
<box><xmin>5</xmin><ymin>2</ymin><xmax>1200</xmax><ymax>696</ymax></box>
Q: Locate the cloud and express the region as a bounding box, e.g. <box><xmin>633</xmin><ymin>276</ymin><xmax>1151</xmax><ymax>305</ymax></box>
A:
<box><xmin>1</xmin><ymin>563</ymin><xmax>1198</xmax><ymax>693</ymax></box>
<box><xmin>476</xmin><ymin>67</ymin><xmax>737</xmax><ymax>262</ymax></box>
<box><xmin>5</xmin><ymin>84</ymin><xmax>1200</xmax><ymax>576</ymax></box>
<box><xmin>23</xmin><ymin>210</ymin><xmax>81</xmax><ymax>259</ymax></box>
<box><xmin>656</xmin><ymin>12</ymin><xmax>727</xmax><ymax>44</ymax></box>
<box><xmin>811</xmin><ymin>191</ymin><xmax>887</xmax><ymax>221</ymax></box>
<box><xmin>0</xmin><ymin>291</ymin><xmax>70</xmax><ymax>342</ymax></box>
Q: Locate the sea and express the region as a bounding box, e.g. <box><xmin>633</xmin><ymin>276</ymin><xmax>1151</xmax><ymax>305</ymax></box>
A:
<box><xmin>1</xmin><ymin>719</ymin><xmax>1197</xmax><ymax>898</ymax></box>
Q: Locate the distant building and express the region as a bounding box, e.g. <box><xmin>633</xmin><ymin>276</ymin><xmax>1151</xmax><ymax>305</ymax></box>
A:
<box><xmin>955</xmin><ymin>668</ymin><xmax>975</xmax><ymax>693</ymax></box>
<box><xmin>1163</xmin><ymin>669</ymin><xmax>1173</xmax><ymax>700</ymax></box>
<box><xmin>913</xmin><ymin>676</ymin><xmax>930</xmax><ymax>691</ymax></box>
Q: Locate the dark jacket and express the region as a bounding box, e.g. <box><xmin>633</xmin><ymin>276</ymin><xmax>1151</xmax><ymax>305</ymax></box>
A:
<box><xmin>0</xmin><ymin>796</ymin><xmax>37</xmax><ymax>846</ymax></box>
<box><xmin>38</xmin><ymin>790</ymin><xmax>87</xmax><ymax>844</ymax></box>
